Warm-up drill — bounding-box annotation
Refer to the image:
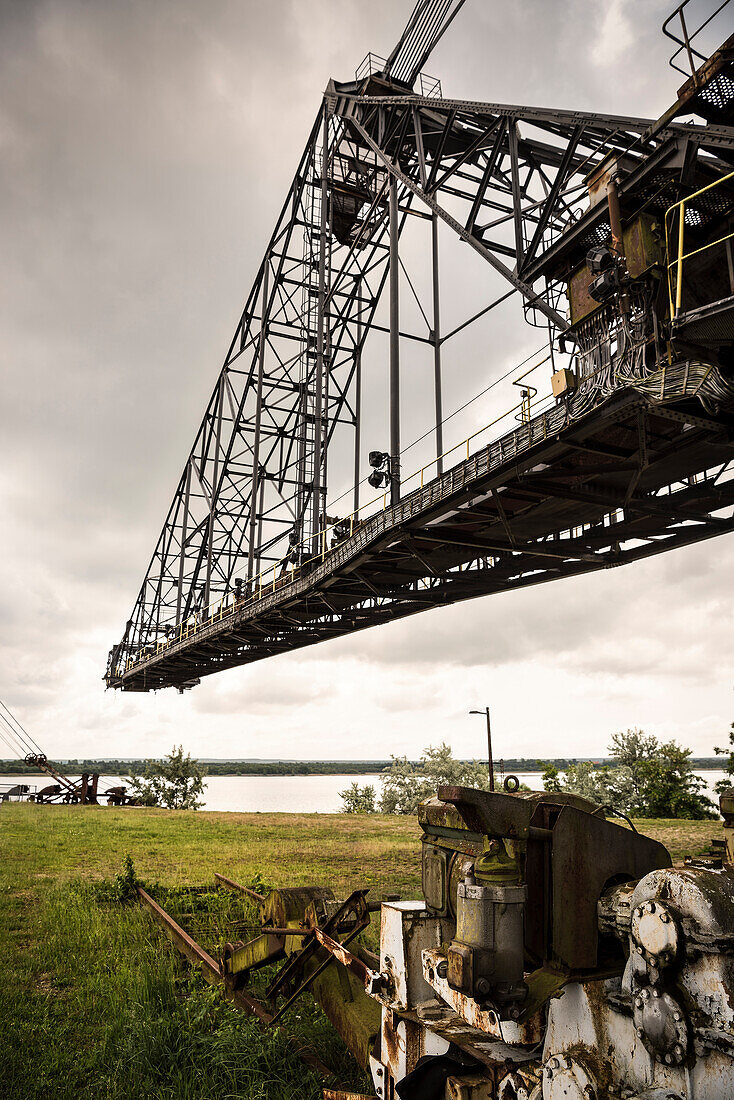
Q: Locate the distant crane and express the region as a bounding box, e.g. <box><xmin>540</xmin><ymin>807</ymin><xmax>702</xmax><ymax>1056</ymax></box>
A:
<box><xmin>0</xmin><ymin>698</ymin><xmax>138</xmax><ymax>806</ymax></box>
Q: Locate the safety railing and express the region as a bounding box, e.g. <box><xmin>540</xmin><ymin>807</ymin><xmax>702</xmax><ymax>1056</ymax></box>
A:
<box><xmin>662</xmin><ymin>0</ymin><xmax>732</xmax><ymax>81</ymax></box>
<box><xmin>664</xmin><ymin>169</ymin><xmax>734</xmax><ymax>319</ymax></box>
<box><xmin>354</xmin><ymin>52</ymin><xmax>442</xmax><ymax>98</ymax></box>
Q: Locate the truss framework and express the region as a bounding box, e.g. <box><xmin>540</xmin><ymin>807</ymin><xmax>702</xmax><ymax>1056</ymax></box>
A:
<box><xmin>107</xmin><ymin>45</ymin><xmax>734</xmax><ymax>689</ymax></box>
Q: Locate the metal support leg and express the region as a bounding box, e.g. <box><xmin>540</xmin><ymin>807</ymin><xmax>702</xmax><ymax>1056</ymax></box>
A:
<box><xmin>389</xmin><ymin>175</ymin><xmax>401</xmax><ymax>504</ymax></box>
<box><xmin>247</xmin><ymin>260</ymin><xmax>270</xmax><ymax>582</ymax></box>
<box><xmin>432</xmin><ymin>213</ymin><xmax>443</xmax><ymax>476</ymax></box>
<box><xmin>353</xmin><ymin>314</ymin><xmax>362</xmax><ymax>517</ymax></box>
<box><xmin>312</xmin><ymin>107</ymin><xmax>329</xmax><ymax>556</ymax></box>
<box><xmin>176</xmin><ymin>460</ymin><xmax>192</xmax><ymax>621</ymax></box>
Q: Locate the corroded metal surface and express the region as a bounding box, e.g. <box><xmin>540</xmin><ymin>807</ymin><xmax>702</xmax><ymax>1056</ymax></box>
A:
<box><xmin>422</xmin><ymin>948</ymin><xmax>544</xmax><ymax>1046</ymax></box>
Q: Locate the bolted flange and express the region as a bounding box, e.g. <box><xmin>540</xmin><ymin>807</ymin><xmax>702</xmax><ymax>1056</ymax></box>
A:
<box><xmin>632</xmin><ymin>984</ymin><xmax>688</xmax><ymax>1064</ymax></box>
<box><xmin>541</xmin><ymin>1054</ymin><xmax>597</xmax><ymax>1100</ymax></box>
<box><xmin>630</xmin><ymin>899</ymin><xmax>679</xmax><ymax>968</ymax></box>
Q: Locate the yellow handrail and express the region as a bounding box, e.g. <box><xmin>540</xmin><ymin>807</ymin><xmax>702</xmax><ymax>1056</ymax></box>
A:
<box><xmin>665</xmin><ymin>169</ymin><xmax>734</xmax><ymax>319</ymax></box>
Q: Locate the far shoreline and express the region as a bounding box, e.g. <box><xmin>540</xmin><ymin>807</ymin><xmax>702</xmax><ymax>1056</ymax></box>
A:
<box><xmin>1</xmin><ymin>757</ymin><xmax>726</xmax><ymax>777</ymax></box>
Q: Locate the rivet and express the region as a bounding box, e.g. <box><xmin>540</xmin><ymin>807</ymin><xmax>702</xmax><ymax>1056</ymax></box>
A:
<box><xmin>635</xmin><ymin>997</ymin><xmax>643</xmax><ymax>1009</ymax></box>
<box><xmin>653</xmin><ymin>988</ymin><xmax>661</xmax><ymax>998</ymax></box>
<box><xmin>636</xmin><ymin>1027</ymin><xmax>644</xmax><ymax>1038</ymax></box>
<box><xmin>660</xmin><ymin>912</ymin><xmax>669</xmax><ymax>923</ymax></box>
<box><xmin>665</xmin><ymin>1053</ymin><xmax>673</xmax><ymax>1065</ymax></box>
<box><xmin>674</xmin><ymin>1044</ymin><xmax>684</xmax><ymax>1057</ymax></box>
<box><xmin>673</xmin><ymin>1011</ymin><xmax>682</xmax><ymax>1022</ymax></box>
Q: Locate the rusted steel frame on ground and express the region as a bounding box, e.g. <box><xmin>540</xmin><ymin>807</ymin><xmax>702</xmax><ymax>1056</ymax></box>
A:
<box><xmin>270</xmin><ymin>920</ymin><xmax>370</xmax><ymax>1025</ymax></box>
<box><xmin>267</xmin><ymin>891</ymin><xmax>372</xmax><ymax>1024</ymax></box>
<box><xmin>322</xmin><ymin>1091</ymin><xmax>374</xmax><ymax>1099</ymax></box>
<box><xmin>214</xmin><ymin>870</ymin><xmax>265</xmax><ymax>902</ymax></box>
<box><xmin>312</xmin><ymin>928</ymin><xmax>385</xmax><ymax>994</ymax></box>
<box><xmin>267</xmin><ymin>889</ymin><xmax>370</xmax><ymax>1002</ymax></box>
<box><xmin>136</xmin><ymin>885</ymin><xmax>336</xmax><ymax>1081</ymax></box>
<box><xmin>137</xmin><ymin>886</ymin><xmax>222</xmax><ymax>978</ymax></box>
<box><xmin>261</xmin><ymin>926</ymin><xmax>310</xmax><ymax>936</ymax></box>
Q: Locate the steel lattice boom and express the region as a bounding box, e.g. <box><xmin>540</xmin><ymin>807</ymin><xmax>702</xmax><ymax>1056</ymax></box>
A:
<box><xmin>106</xmin><ymin>2</ymin><xmax>734</xmax><ymax>692</ymax></box>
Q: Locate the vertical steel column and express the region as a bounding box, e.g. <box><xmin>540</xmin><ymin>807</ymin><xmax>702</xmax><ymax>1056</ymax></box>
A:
<box><xmin>312</xmin><ymin>107</ymin><xmax>329</xmax><ymax>555</ymax></box>
<box><xmin>176</xmin><ymin>460</ymin><xmax>192</xmax><ymax>623</ymax></box>
<box><xmin>353</xmin><ymin>313</ymin><xmax>362</xmax><ymax>517</ymax></box>
<box><xmin>204</xmin><ymin>377</ymin><xmax>224</xmax><ymax>607</ymax></box>
<box><xmin>247</xmin><ymin>260</ymin><xmax>270</xmax><ymax>582</ymax></box>
<box><xmin>389</xmin><ymin>174</ymin><xmax>401</xmax><ymax>504</ymax></box>
<box><xmin>431</xmin><ymin>212</ymin><xmax>444</xmax><ymax>476</ymax></box>
<box><xmin>255</xmin><ymin>475</ymin><xmax>265</xmax><ymax>578</ymax></box>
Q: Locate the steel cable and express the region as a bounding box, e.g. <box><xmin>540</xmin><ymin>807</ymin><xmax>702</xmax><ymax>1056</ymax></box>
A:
<box><xmin>0</xmin><ymin>717</ymin><xmax>32</xmax><ymax>761</ymax></box>
<box><xmin>0</xmin><ymin>697</ymin><xmax>45</xmax><ymax>755</ymax></box>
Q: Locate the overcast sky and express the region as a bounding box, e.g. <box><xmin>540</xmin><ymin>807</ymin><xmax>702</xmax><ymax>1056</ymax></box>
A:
<box><xmin>1</xmin><ymin>0</ymin><xmax>732</xmax><ymax>764</ymax></box>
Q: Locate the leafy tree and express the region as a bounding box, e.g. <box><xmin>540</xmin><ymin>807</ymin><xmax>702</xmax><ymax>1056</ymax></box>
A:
<box><xmin>379</xmin><ymin>743</ymin><xmax>492</xmax><ymax>815</ymax></box>
<box><xmin>557</xmin><ymin>729</ymin><xmax>716</xmax><ymax>820</ymax></box>
<box><xmin>714</xmin><ymin>722</ymin><xmax>734</xmax><ymax>795</ymax></box>
<box><xmin>127</xmin><ymin>745</ymin><xmax>205</xmax><ymax>810</ymax></box>
<box><xmin>542</xmin><ymin>763</ymin><xmax>562</xmax><ymax>792</ymax></box>
<box><xmin>339</xmin><ymin>782</ymin><xmax>377</xmax><ymax>814</ymax></box>
<box><xmin>611</xmin><ymin>729</ymin><xmax>715</xmax><ymax>819</ymax></box>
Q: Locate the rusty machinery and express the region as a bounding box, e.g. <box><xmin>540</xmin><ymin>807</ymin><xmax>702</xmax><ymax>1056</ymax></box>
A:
<box><xmin>0</xmin><ymin>698</ymin><xmax>141</xmax><ymax>806</ymax></box>
<box><xmin>173</xmin><ymin>786</ymin><xmax>734</xmax><ymax>1100</ymax></box>
<box><xmin>22</xmin><ymin>753</ymin><xmax>140</xmax><ymax>806</ymax></box>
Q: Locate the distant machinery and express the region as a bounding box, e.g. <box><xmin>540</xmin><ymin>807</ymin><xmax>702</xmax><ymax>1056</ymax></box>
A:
<box><xmin>0</xmin><ymin>697</ymin><xmax>139</xmax><ymax>806</ymax></box>
<box><xmin>105</xmin><ymin>0</ymin><xmax>734</xmax><ymax>691</ymax></box>
<box><xmin>22</xmin><ymin>754</ymin><xmax>139</xmax><ymax>806</ymax></box>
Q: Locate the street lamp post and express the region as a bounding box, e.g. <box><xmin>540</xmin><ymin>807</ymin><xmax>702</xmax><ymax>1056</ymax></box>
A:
<box><xmin>469</xmin><ymin>706</ymin><xmax>494</xmax><ymax>791</ymax></box>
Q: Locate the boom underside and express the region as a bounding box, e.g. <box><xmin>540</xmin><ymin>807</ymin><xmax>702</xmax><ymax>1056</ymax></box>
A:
<box><xmin>114</xmin><ymin>386</ymin><xmax>734</xmax><ymax>692</ymax></box>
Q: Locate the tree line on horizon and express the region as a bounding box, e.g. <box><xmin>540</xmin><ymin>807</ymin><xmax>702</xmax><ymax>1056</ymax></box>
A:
<box><xmin>0</xmin><ymin>754</ymin><xmax>725</xmax><ymax>777</ymax></box>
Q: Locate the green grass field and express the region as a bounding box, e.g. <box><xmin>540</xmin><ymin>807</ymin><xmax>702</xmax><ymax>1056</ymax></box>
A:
<box><xmin>0</xmin><ymin>805</ymin><xmax>724</xmax><ymax>1099</ymax></box>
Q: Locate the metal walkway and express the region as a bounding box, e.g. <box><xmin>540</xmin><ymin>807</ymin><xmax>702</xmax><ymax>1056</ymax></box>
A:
<box><xmin>112</xmin><ymin>387</ymin><xmax>734</xmax><ymax>691</ymax></box>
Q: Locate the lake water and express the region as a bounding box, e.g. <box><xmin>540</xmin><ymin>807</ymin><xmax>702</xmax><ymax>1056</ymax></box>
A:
<box><xmin>1</xmin><ymin>770</ymin><xmax>730</xmax><ymax>813</ymax></box>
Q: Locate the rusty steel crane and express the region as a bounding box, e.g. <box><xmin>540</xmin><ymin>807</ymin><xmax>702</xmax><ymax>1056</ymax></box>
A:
<box><xmin>105</xmin><ymin>0</ymin><xmax>734</xmax><ymax>693</ymax></box>
<box><xmin>0</xmin><ymin>697</ymin><xmax>138</xmax><ymax>805</ymax></box>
